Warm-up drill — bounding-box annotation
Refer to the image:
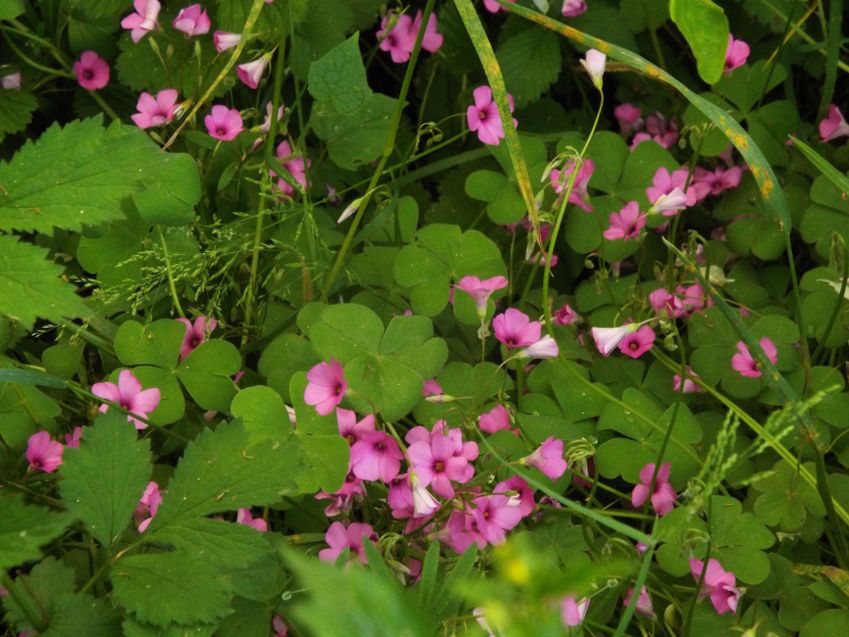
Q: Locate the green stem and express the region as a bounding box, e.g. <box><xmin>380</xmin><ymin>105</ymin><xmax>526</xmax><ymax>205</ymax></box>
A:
<box><xmin>156</xmin><ymin>226</ymin><xmax>185</xmax><ymax>318</ymax></box>
<box><xmin>320</xmin><ymin>0</ymin><xmax>437</xmax><ymax>301</ymax></box>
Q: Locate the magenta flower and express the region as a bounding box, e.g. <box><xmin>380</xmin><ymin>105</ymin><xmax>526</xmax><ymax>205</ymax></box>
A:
<box><xmin>494</xmin><ymin>475</ymin><xmax>535</xmax><ymax>517</ymax></box>
<box><xmin>519</xmin><ymin>335</ymin><xmax>560</xmax><ymax>360</ymax></box>
<box><xmin>272</xmin><ymin>140</ymin><xmax>310</xmax><ymax>197</ymax></box>
<box><xmin>523</xmin><ymin>437</ymin><xmax>567</xmax><ymax>479</ymax></box>
<box><xmin>236</xmin><ymin>508</ymin><xmax>268</xmax><ymax>532</ymax></box>
<box><xmin>213</xmin><ymin>31</ymin><xmax>241</xmax><ymax>53</ymax></box>
<box><xmin>318</xmin><ymin>521</ymin><xmax>377</xmax><ymax>565</ymax></box>
<box><xmin>236</xmin><ymin>55</ymin><xmax>269</xmax><ymax>89</ymax></box>
<box><xmin>675</xmin><ymin>283</ymin><xmax>709</xmax><ymax>316</ymax></box>
<box><xmin>591</xmin><ymin>324</ymin><xmax>639</xmax><ymax>356</ymax></box>
<box><xmin>483</xmin><ymin>0</ymin><xmax>516</xmax><ymax>12</ymax></box>
<box><xmin>692</xmin><ymin>166</ymin><xmax>742</xmax><ymax>197</ymax></box>
<box><xmin>647</xmin><ymin>167</ymin><xmax>708</xmax><ymax>212</ymax></box>
<box><xmin>204</xmin><ymin>105</ymin><xmax>243</xmax><ymax>141</ymax></box>
<box><xmin>618</xmin><ymin>325</ymin><xmax>656</xmax><ymax>359</ymax></box>
<box><xmin>623</xmin><ymin>586</ymin><xmax>654</xmax><ymax>618</ymax></box>
<box><xmin>445</xmin><ymin>509</ymin><xmax>487</xmax><ymax>553</ymax></box>
<box><xmin>376</xmin><ymin>12</ymin><xmax>417</xmax><ymax>63</ymax></box>
<box><xmin>819</xmin><ymin>104</ymin><xmax>849</xmax><ymax>142</ymax></box>
<box><xmin>455</xmin><ymin>275</ymin><xmax>508</xmax><ymax>317</ymax></box>
<box><xmin>336</xmin><ymin>408</ymin><xmax>375</xmax><ymax>445</ymax></box>
<box><xmin>690</xmin><ymin>558</ymin><xmax>743</xmax><ymax>615</ymax></box>
<box><xmin>421</xmin><ymin>379</ymin><xmax>443</xmax><ymax>398</ymax></box>
<box><xmin>614</xmin><ymin>103</ymin><xmax>643</xmax><ymax>135</ymax></box>
<box><xmin>479</xmin><ymin>404</ymin><xmax>511</xmax><ymax>434</ymax></box>
<box><xmin>731</xmin><ymin>338</ymin><xmax>778</xmax><ymax>378</ymax></box>
<box><xmin>64</xmin><ymin>426</ymin><xmax>83</xmax><ymax>448</ymax></box>
<box><xmin>412</xmin><ymin>10</ymin><xmax>444</xmax><ymax>54</ymax></box>
<box><xmin>604</xmin><ymin>201</ymin><xmax>646</xmax><ymax>241</ymax></box>
<box><xmin>26</xmin><ymin>432</ymin><xmax>64</xmax><ymax>473</ymax></box>
<box><xmin>649</xmin><ymin>288</ymin><xmax>677</xmax><ymax>318</ymax></box>
<box><xmin>121</xmin><ymin>0</ymin><xmax>161</xmax><ymax>43</ymax></box>
<box><xmin>673</xmin><ymin>367</ymin><xmax>703</xmax><ymax>393</ymax></box>
<box><xmin>492</xmin><ymin>308</ymin><xmax>541</xmax><ymax>348</ymax></box>
<box><xmin>134</xmin><ymin>481</ymin><xmax>162</xmax><ymax>532</ymax></box>
<box><xmin>172</xmin><ymin>4</ymin><xmax>211</xmax><ymax>37</ymax></box>
<box><xmin>1</xmin><ymin>71</ymin><xmax>21</xmax><ymax>90</ymax></box>
<box><xmin>631</xmin><ymin>112</ymin><xmax>678</xmax><ymax>149</ymax></box>
<box><xmin>467</xmin><ymin>85</ymin><xmax>516</xmax><ymax>146</ymax></box>
<box><xmin>408</xmin><ymin>433</ymin><xmax>473</xmax><ymax>498</ymax></box>
<box><xmin>315</xmin><ymin>469</ymin><xmax>364</xmax><ymax>517</ymax></box>
<box><xmin>561</xmin><ymin>596</ymin><xmax>590</xmax><ymax>627</ymax></box>
<box><xmin>131</xmin><ymin>89</ymin><xmax>179</xmax><ymax>129</ymax></box>
<box><xmin>304</xmin><ymin>359</ymin><xmax>347</xmax><ymax>416</ymax></box>
<box><xmin>73</xmin><ymin>51</ymin><xmax>110</xmax><ymax>90</ymax></box>
<box><xmin>176</xmin><ymin>315</ymin><xmax>216</xmax><ymax>362</ymax></box>
<box><xmin>91</xmin><ymin>369</ymin><xmax>161</xmax><ymax>430</ymax></box>
<box><xmin>470</xmin><ymin>494</ymin><xmax>524</xmax><ymax>545</ymax></box>
<box><xmin>561</xmin><ymin>0</ymin><xmax>588</xmax><ymax>17</ymax></box>
<box><xmin>631</xmin><ymin>462</ymin><xmax>677</xmax><ymax>516</ymax></box>
<box><xmin>550</xmin><ymin>159</ymin><xmax>594</xmax><ymax>212</ymax></box>
<box><xmin>350</xmin><ymin>431</ymin><xmax>403</xmax><ymax>482</ymax></box>
<box><xmin>724</xmin><ymin>34</ymin><xmax>750</xmax><ymax>74</ymax></box>
<box><xmin>272</xmin><ymin>615</ymin><xmax>288</xmax><ymax>637</ymax></box>
<box><xmin>554</xmin><ymin>303</ymin><xmax>580</xmax><ymax>326</ymax></box>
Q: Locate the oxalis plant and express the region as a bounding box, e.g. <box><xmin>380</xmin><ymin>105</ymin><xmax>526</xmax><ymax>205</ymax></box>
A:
<box><xmin>1</xmin><ymin>0</ymin><xmax>849</xmax><ymax>635</ymax></box>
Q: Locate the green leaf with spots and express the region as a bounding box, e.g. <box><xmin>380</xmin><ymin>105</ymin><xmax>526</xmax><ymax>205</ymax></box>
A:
<box><xmin>670</xmin><ymin>0</ymin><xmax>729</xmax><ymax>84</ymax></box>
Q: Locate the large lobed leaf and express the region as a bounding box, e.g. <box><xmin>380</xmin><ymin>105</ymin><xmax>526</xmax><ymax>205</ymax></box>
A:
<box><xmin>0</xmin><ymin>495</ymin><xmax>74</xmax><ymax>569</ymax></box>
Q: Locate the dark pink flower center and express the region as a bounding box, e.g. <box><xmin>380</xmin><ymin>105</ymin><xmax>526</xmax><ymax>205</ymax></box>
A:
<box><xmin>216</xmin><ymin>126</ymin><xmax>227</xmax><ymax>136</ymax></box>
<box><xmin>478</xmin><ymin>108</ymin><xmax>489</xmax><ymax>121</ymax></box>
<box><xmin>434</xmin><ymin>460</ymin><xmax>445</xmax><ymax>472</ymax></box>
<box><xmin>82</xmin><ymin>69</ymin><xmax>94</xmax><ymax>80</ymax></box>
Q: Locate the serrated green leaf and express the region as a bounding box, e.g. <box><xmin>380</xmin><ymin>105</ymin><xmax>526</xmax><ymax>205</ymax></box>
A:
<box><xmin>40</xmin><ymin>594</ymin><xmax>122</xmax><ymax>637</ymax></box>
<box><xmin>0</xmin><ymin>236</ymin><xmax>89</xmax><ymax>329</ymax></box>
<box><xmin>2</xmin><ymin>557</ymin><xmax>76</xmax><ymax>629</ymax></box>
<box><xmin>0</xmin><ymin>89</ymin><xmax>36</xmax><ymax>138</ymax></box>
<box><xmin>153</xmin><ymin>517</ymin><xmax>272</xmax><ymax>570</ymax></box>
<box><xmin>670</xmin><ymin>0</ymin><xmax>729</xmax><ymax>84</ymax></box>
<box><xmin>112</xmin><ymin>551</ymin><xmax>233</xmax><ymax>628</ymax></box>
<box><xmin>0</xmin><ymin>495</ymin><xmax>75</xmax><ymax>569</ymax></box>
<box><xmin>496</xmin><ymin>26</ymin><xmax>561</xmax><ymax>108</ymax></box>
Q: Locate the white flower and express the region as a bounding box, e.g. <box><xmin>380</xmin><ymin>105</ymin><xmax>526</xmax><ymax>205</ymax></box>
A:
<box><xmin>580</xmin><ymin>49</ymin><xmax>606</xmax><ymax>90</ymax></box>
<box><xmin>591</xmin><ymin>324</ymin><xmax>637</xmax><ymax>356</ymax></box>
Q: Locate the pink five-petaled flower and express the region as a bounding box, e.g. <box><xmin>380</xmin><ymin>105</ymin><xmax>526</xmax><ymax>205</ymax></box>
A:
<box><xmin>92</xmin><ymin>369</ymin><xmax>161</xmax><ymax>430</ymax></box>
<box><xmin>690</xmin><ymin>558</ymin><xmax>743</xmax><ymax>615</ymax></box>
<box><xmin>673</xmin><ymin>367</ymin><xmax>703</xmax><ymax>393</ymax></box>
<box><xmin>26</xmin><ymin>432</ymin><xmax>63</xmax><ymax>473</ymax></box>
<box><xmin>731</xmin><ymin>337</ymin><xmax>778</xmax><ymax>378</ymax></box>
<box><xmin>172</xmin><ymin>4</ymin><xmax>211</xmax><ymax>37</ymax></box>
<box><xmin>351</xmin><ymin>431</ymin><xmax>404</xmax><ymax>482</ymax></box>
<box><xmin>318</xmin><ymin>521</ymin><xmax>377</xmax><ymax>565</ymax></box>
<box><xmin>176</xmin><ymin>315</ymin><xmax>216</xmax><ymax>362</ymax></box>
<box><xmin>237</xmin><ymin>55</ymin><xmax>269</xmax><ymax>90</ymax></box>
<box><xmin>408</xmin><ymin>434</ymin><xmax>473</xmax><ymax>498</ymax></box>
<box><xmin>422</xmin><ymin>379</ymin><xmax>443</xmax><ymax>398</ymax></box>
<box><xmin>580</xmin><ymin>48</ymin><xmax>606</xmax><ymax>89</ymax></box>
<box><xmin>591</xmin><ymin>324</ymin><xmax>639</xmax><ymax>356</ymax></box>
<box><xmin>272</xmin><ymin>615</ymin><xmax>288</xmax><ymax>637</ymax></box>
<box><xmin>456</xmin><ymin>275</ymin><xmax>508</xmax><ymax>318</ymax></box>
<box><xmin>204</xmin><ymin>105</ymin><xmax>243</xmax><ymax>141</ymax></box>
<box><xmin>631</xmin><ymin>462</ymin><xmax>677</xmax><ymax>516</ymax></box>
<box><xmin>213</xmin><ymin>31</ymin><xmax>241</xmax><ymax>53</ymax></box>
<box><xmin>561</xmin><ymin>0</ymin><xmax>588</xmax><ymax>17</ymax></box>
<box><xmin>64</xmin><ymin>426</ymin><xmax>83</xmax><ymax>448</ymax></box>
<box><xmin>724</xmin><ymin>34</ymin><xmax>750</xmax><ymax>74</ymax></box>
<box><xmin>631</xmin><ymin>112</ymin><xmax>678</xmax><ymax>149</ymax></box>
<box><xmin>494</xmin><ymin>475</ymin><xmax>535</xmax><ymax>517</ymax></box>
<box><xmin>483</xmin><ymin>0</ymin><xmax>516</xmax><ymax>12</ymax></box>
<box><xmin>479</xmin><ymin>404</ymin><xmax>511</xmax><ymax>434</ymax></box>
<box><xmin>272</xmin><ymin>140</ymin><xmax>310</xmax><ymax>198</ymax></box>
<box><xmin>467</xmin><ymin>85</ymin><xmax>516</xmax><ymax>146</ymax></box>
<box><xmin>550</xmin><ymin>159</ymin><xmax>595</xmax><ymax>212</ymax></box>
<box><xmin>131</xmin><ymin>89</ymin><xmax>179</xmax><ymax>129</ymax></box>
<box><xmin>336</xmin><ymin>408</ymin><xmax>376</xmax><ymax>445</ymax></box>
<box><xmin>523</xmin><ymin>436</ymin><xmax>568</xmax><ymax>479</ymax></box>
<box><xmin>236</xmin><ymin>508</ymin><xmax>268</xmax><ymax>532</ymax></box>
<box><xmin>647</xmin><ymin>167</ymin><xmax>708</xmax><ymax>212</ymax></box>
<box><xmin>604</xmin><ymin>201</ymin><xmax>646</xmax><ymax>241</ymax></box>
<box><xmin>413</xmin><ymin>10</ymin><xmax>444</xmax><ymax>54</ymax></box>
<box><xmin>561</xmin><ymin>596</ymin><xmax>590</xmax><ymax>627</ymax></box>
<box><xmin>819</xmin><ymin>104</ymin><xmax>849</xmax><ymax>142</ymax></box>
<box><xmin>618</xmin><ymin>325</ymin><xmax>656</xmax><ymax>359</ymax></box>
<box><xmin>304</xmin><ymin>359</ymin><xmax>347</xmax><ymax>416</ymax></box>
<box><xmin>518</xmin><ymin>335</ymin><xmax>560</xmax><ymax>360</ymax></box>
<box><xmin>554</xmin><ymin>302</ymin><xmax>580</xmax><ymax>326</ymax></box>
<box><xmin>614</xmin><ymin>103</ymin><xmax>643</xmax><ymax>135</ymax></box>
<box><xmin>492</xmin><ymin>308</ymin><xmax>541</xmax><ymax>348</ymax></box>
<box><xmin>692</xmin><ymin>166</ymin><xmax>742</xmax><ymax>197</ymax></box>
<box><xmin>470</xmin><ymin>494</ymin><xmax>524</xmax><ymax>545</ymax></box>
<box><xmin>624</xmin><ymin>586</ymin><xmax>654</xmax><ymax>618</ymax></box>
<box><xmin>377</xmin><ymin>13</ymin><xmax>416</xmax><ymax>63</ymax></box>
<box><xmin>121</xmin><ymin>0</ymin><xmax>161</xmax><ymax>43</ymax></box>
<box><xmin>134</xmin><ymin>481</ymin><xmax>162</xmax><ymax>532</ymax></box>
<box><xmin>73</xmin><ymin>51</ymin><xmax>109</xmax><ymax>90</ymax></box>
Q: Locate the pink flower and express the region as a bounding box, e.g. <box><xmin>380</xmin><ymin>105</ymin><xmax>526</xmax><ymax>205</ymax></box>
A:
<box><xmin>591</xmin><ymin>324</ymin><xmax>638</xmax><ymax>356</ymax></box>
<box><xmin>492</xmin><ymin>308</ymin><xmax>541</xmax><ymax>348</ymax></box>
<box><xmin>690</xmin><ymin>558</ymin><xmax>742</xmax><ymax>615</ymax></box>
<box><xmin>272</xmin><ymin>140</ymin><xmax>310</xmax><ymax>197</ymax></box>
<box><xmin>172</xmin><ymin>4</ymin><xmax>211</xmax><ymax>37</ymax></box>
<box><xmin>236</xmin><ymin>508</ymin><xmax>268</xmax><ymax>532</ymax></box>
<box><xmin>445</xmin><ymin>509</ymin><xmax>487</xmax><ymax>553</ymax></box>
<box><xmin>692</xmin><ymin>166</ymin><xmax>742</xmax><ymax>197</ymax></box>
<box><xmin>121</xmin><ymin>0</ymin><xmax>161</xmax><ymax>43</ymax></box>
<box><xmin>410</xmin><ymin>472</ymin><xmax>441</xmax><ymax>518</ymax></box>
<box><xmin>131</xmin><ymin>89</ymin><xmax>179</xmax><ymax>129</ymax></box>
<box><xmin>412</xmin><ymin>10</ymin><xmax>443</xmax><ymax>53</ymax></box>
<box><xmin>649</xmin><ymin>288</ymin><xmax>677</xmax><ymax>318</ymax></box>
<box><xmin>316</xmin><ymin>469</ymin><xmax>364</xmax><ymax>517</ymax></box>
<box><xmin>819</xmin><ymin>104</ymin><xmax>849</xmax><ymax>142</ymax></box>
<box><xmin>624</xmin><ymin>586</ymin><xmax>654</xmax><ymax>617</ymax></box>
<box><xmin>561</xmin><ymin>596</ymin><xmax>590</xmax><ymax>627</ymax></box>
<box><xmin>1</xmin><ymin>71</ymin><xmax>22</xmax><ymax>90</ymax></box>
<box><xmin>91</xmin><ymin>369</ymin><xmax>161</xmax><ymax>430</ymax></box>
<box><xmin>204</xmin><ymin>105</ymin><xmax>243</xmax><ymax>141</ymax></box>
<box><xmin>494</xmin><ymin>475</ymin><xmax>535</xmax><ymax>517</ymax></box>
<box><xmin>304</xmin><ymin>359</ymin><xmax>347</xmax><ymax>416</ymax></box>
<box><xmin>26</xmin><ymin>432</ymin><xmax>63</xmax><ymax>473</ymax></box>
<box><xmin>377</xmin><ymin>13</ymin><xmax>417</xmax><ymax>63</ymax></box>
<box><xmin>455</xmin><ymin>275</ymin><xmax>508</xmax><ymax>317</ymax></box>
<box><xmin>553</xmin><ymin>303</ymin><xmax>580</xmax><ymax>326</ymax></box>
<box><xmin>134</xmin><ymin>481</ymin><xmax>162</xmax><ymax>532</ymax></box>
<box><xmin>176</xmin><ymin>315</ymin><xmax>216</xmax><ymax>362</ymax></box>
<box><xmin>673</xmin><ymin>367</ymin><xmax>702</xmax><ymax>393</ymax></box>
<box><xmin>523</xmin><ymin>437</ymin><xmax>567</xmax><ymax>479</ymax></box>
<box><xmin>470</xmin><ymin>494</ymin><xmax>524</xmax><ymax>545</ymax></box>
<box><xmin>731</xmin><ymin>338</ymin><xmax>778</xmax><ymax>378</ymax></box>
<box><xmin>631</xmin><ymin>112</ymin><xmax>678</xmax><ymax>149</ymax></box>
<box><xmin>647</xmin><ymin>167</ymin><xmax>708</xmax><ymax>213</ymax></box>
<box><xmin>73</xmin><ymin>51</ymin><xmax>109</xmax><ymax>90</ymax></box>
<box><xmin>604</xmin><ymin>201</ymin><xmax>646</xmax><ymax>241</ymax></box>
<box><xmin>336</xmin><ymin>408</ymin><xmax>375</xmax><ymax>446</ymax></box>
<box><xmin>421</xmin><ymin>379</ymin><xmax>443</xmax><ymax>398</ymax></box>
<box><xmin>467</xmin><ymin>85</ymin><xmax>516</xmax><ymax>146</ymax></box>
<box><xmin>614</xmin><ymin>103</ymin><xmax>643</xmax><ymax>135</ymax></box>
<box><xmin>236</xmin><ymin>55</ymin><xmax>269</xmax><ymax>89</ymax></box>
<box><xmin>580</xmin><ymin>49</ymin><xmax>606</xmax><ymax>89</ymax></box>
<box><xmin>408</xmin><ymin>432</ymin><xmax>474</xmax><ymax>498</ymax></box>
<box><xmin>483</xmin><ymin>0</ymin><xmax>516</xmax><ymax>12</ymax></box>
<box><xmin>318</xmin><ymin>521</ymin><xmax>377</xmax><ymax>564</ymax></box>
<box><xmin>618</xmin><ymin>325</ymin><xmax>655</xmax><ymax>359</ymax></box>
<box><xmin>518</xmin><ymin>335</ymin><xmax>560</xmax><ymax>360</ymax></box>
<box><xmin>213</xmin><ymin>31</ymin><xmax>241</xmax><ymax>53</ymax></box>
<box><xmin>675</xmin><ymin>283</ymin><xmax>709</xmax><ymax>316</ymax></box>
<box><xmin>260</xmin><ymin>101</ymin><xmax>285</xmax><ymax>135</ymax></box>
<box><xmin>272</xmin><ymin>615</ymin><xmax>288</xmax><ymax>637</ymax></box>
<box><xmin>479</xmin><ymin>404</ymin><xmax>511</xmax><ymax>434</ymax></box>
<box><xmin>64</xmin><ymin>427</ymin><xmax>83</xmax><ymax>449</ymax></box>
<box><xmin>631</xmin><ymin>462</ymin><xmax>677</xmax><ymax>516</ymax></box>
<box><xmin>561</xmin><ymin>0</ymin><xmax>588</xmax><ymax>17</ymax></box>
<box><xmin>550</xmin><ymin>159</ymin><xmax>594</xmax><ymax>212</ymax></box>
<box><xmin>724</xmin><ymin>34</ymin><xmax>750</xmax><ymax>74</ymax></box>
<box><xmin>351</xmin><ymin>431</ymin><xmax>404</xmax><ymax>482</ymax></box>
